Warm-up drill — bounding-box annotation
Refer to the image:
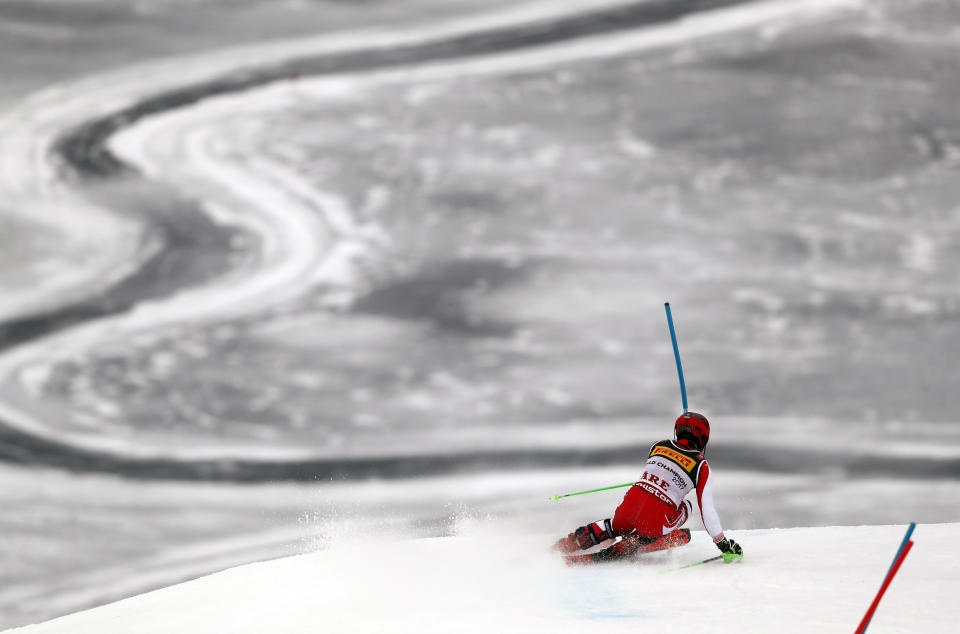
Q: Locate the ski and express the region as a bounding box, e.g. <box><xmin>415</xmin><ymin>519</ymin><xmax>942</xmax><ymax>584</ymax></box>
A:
<box><xmin>562</xmin><ymin>529</ymin><xmax>691</xmax><ymax>565</ymax></box>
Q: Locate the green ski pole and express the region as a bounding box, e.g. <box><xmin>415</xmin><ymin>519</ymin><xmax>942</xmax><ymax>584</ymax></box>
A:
<box><xmin>550</xmin><ymin>482</ymin><xmax>635</xmax><ymax>501</ymax></box>
<box><xmin>661</xmin><ymin>555</ymin><xmax>724</xmax><ymax>573</ymax></box>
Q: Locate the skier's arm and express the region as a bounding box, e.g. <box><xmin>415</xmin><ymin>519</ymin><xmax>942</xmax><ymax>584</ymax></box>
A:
<box><xmin>695</xmin><ymin>461</ymin><xmax>725</xmax><ymax>543</ymax></box>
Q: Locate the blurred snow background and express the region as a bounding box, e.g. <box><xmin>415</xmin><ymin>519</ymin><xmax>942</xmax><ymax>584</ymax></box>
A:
<box><xmin>1</xmin><ymin>0</ymin><xmax>959</xmax><ymax>628</ymax></box>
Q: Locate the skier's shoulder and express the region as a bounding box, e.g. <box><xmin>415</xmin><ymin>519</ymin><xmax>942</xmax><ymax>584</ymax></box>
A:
<box><xmin>647</xmin><ymin>440</ymin><xmax>705</xmax><ymax>469</ymax></box>
<box><xmin>650</xmin><ymin>438</ymin><xmax>704</xmax><ymax>459</ymax></box>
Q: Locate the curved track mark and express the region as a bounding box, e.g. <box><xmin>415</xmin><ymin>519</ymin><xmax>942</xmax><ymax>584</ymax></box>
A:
<box><xmin>1</xmin><ymin>0</ymin><xmax>873</xmax><ymax>480</ymax></box>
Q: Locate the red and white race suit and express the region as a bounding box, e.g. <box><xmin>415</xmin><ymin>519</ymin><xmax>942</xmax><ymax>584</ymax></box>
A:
<box><xmin>611</xmin><ymin>439</ymin><xmax>726</xmax><ymax>543</ymax></box>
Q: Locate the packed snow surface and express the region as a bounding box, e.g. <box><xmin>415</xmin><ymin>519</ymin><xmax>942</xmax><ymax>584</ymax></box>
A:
<box><xmin>9</xmin><ymin>523</ymin><xmax>955</xmax><ymax>633</ymax></box>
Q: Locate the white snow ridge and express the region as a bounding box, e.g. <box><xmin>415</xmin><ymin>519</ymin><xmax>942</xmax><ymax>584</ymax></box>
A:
<box><xmin>7</xmin><ymin>523</ymin><xmax>956</xmax><ymax>633</ymax></box>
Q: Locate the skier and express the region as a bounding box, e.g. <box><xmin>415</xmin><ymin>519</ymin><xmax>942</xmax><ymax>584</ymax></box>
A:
<box><xmin>555</xmin><ymin>411</ymin><xmax>743</xmax><ymax>564</ymax></box>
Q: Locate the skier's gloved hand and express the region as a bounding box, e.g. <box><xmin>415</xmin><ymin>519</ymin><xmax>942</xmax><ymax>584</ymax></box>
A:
<box><xmin>574</xmin><ymin>526</ymin><xmax>595</xmax><ymax>549</ymax></box>
<box><xmin>716</xmin><ymin>537</ymin><xmax>743</xmax><ymax>563</ymax></box>
<box><xmin>573</xmin><ymin>519</ymin><xmax>613</xmax><ymax>550</ymax></box>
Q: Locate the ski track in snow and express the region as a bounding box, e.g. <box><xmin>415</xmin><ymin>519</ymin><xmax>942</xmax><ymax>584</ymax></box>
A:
<box><xmin>0</xmin><ymin>0</ymin><xmax>864</xmax><ymax>467</ymax></box>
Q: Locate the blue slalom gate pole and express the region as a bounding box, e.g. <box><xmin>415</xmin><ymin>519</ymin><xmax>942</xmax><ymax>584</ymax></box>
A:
<box><xmin>887</xmin><ymin>523</ymin><xmax>916</xmax><ymax>576</ymax></box>
<box><xmin>664</xmin><ymin>302</ymin><xmax>688</xmax><ymax>412</ymax></box>
<box><xmin>862</xmin><ymin>522</ymin><xmax>917</xmax><ymax>631</ymax></box>
<box><xmin>858</xmin><ymin>523</ymin><xmax>916</xmax><ymax>633</ymax></box>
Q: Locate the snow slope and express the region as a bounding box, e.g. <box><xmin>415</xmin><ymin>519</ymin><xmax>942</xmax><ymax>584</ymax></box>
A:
<box><xmin>9</xmin><ymin>523</ymin><xmax>956</xmax><ymax>633</ymax></box>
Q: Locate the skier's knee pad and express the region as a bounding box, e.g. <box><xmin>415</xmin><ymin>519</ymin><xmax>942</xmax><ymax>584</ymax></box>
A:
<box><xmin>573</xmin><ymin>518</ymin><xmax>614</xmax><ymax>550</ymax></box>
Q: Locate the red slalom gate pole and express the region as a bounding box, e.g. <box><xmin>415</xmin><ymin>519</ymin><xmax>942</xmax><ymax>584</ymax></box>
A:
<box><xmin>854</xmin><ymin>540</ymin><xmax>914</xmax><ymax>634</ymax></box>
<box><xmin>863</xmin><ymin>523</ymin><xmax>915</xmax><ymax>631</ymax></box>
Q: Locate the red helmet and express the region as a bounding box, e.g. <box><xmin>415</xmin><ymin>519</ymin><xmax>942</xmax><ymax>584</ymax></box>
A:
<box><xmin>674</xmin><ymin>411</ymin><xmax>710</xmax><ymax>451</ymax></box>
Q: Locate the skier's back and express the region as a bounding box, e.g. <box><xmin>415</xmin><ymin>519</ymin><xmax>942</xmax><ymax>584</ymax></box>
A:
<box><xmin>556</xmin><ymin>412</ymin><xmax>743</xmax><ymax>564</ymax></box>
